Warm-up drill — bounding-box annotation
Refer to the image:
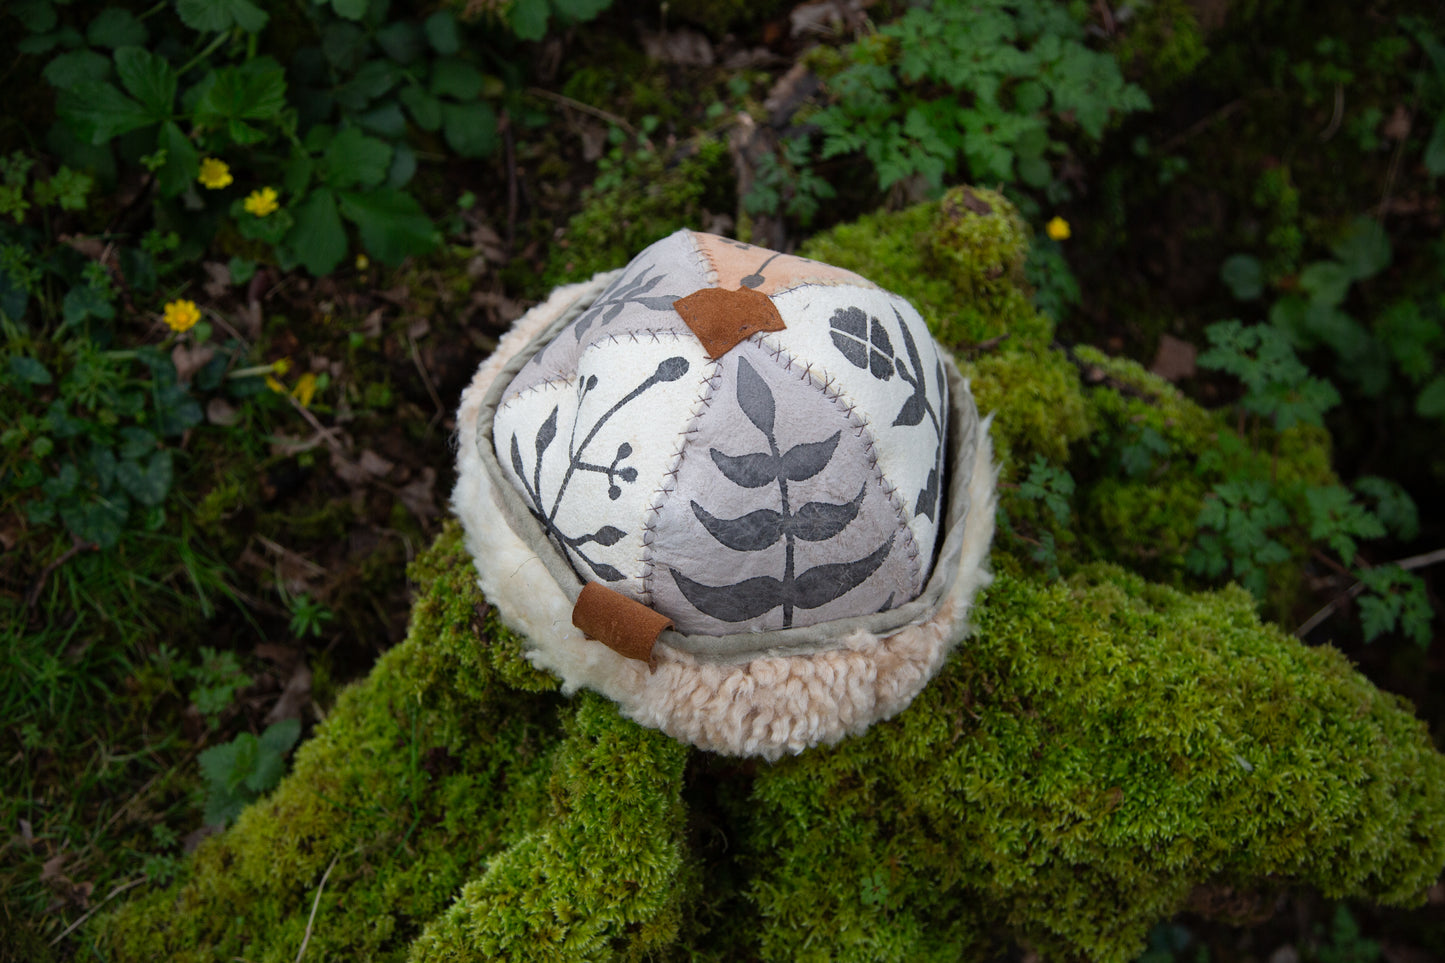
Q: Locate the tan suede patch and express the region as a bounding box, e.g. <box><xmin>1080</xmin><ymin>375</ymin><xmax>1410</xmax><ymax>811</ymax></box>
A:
<box><xmin>692</xmin><ymin>233</ymin><xmax>875</xmax><ymax>295</ymax></box>
<box><xmin>674</xmin><ymin>286</ymin><xmax>786</xmax><ymax>358</ymax></box>
<box><xmin>572</xmin><ymin>581</ymin><xmax>673</xmax><ymax>668</ymax></box>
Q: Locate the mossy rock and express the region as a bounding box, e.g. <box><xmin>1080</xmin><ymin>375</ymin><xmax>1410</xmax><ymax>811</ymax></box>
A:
<box><xmin>97</xmin><ymin>190</ymin><xmax>1445</xmax><ymax>962</ymax></box>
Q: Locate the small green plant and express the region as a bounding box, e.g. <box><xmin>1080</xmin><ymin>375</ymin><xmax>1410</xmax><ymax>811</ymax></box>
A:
<box><xmin>188</xmin><ymin>646</ymin><xmax>252</xmax><ymax>727</ymax></box>
<box><xmin>288</xmin><ymin>592</ymin><xmax>335</xmax><ymax>639</ymax></box>
<box><xmin>197</xmin><ymin>718</ymin><xmax>302</xmax><ymax>826</ymax></box>
<box><xmin>809</xmin><ymin>0</ymin><xmax>1150</xmax><ymax>196</ymax></box>
<box><xmin>1004</xmin><ymin>454</ymin><xmax>1076</xmax><ymax>578</ymax></box>
<box><xmin>1309</xmin><ymin>904</ymin><xmax>1381</xmax><ymax>963</ymax></box>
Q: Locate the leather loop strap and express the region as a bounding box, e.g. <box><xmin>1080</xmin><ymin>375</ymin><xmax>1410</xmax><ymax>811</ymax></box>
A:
<box><xmin>572</xmin><ymin>582</ymin><xmax>674</xmax><ymax>669</ymax></box>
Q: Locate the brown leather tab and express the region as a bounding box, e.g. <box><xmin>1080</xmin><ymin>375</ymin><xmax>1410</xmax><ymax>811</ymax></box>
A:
<box><xmin>674</xmin><ymin>286</ymin><xmax>786</xmax><ymax>358</ymax></box>
<box><xmin>572</xmin><ymin>582</ymin><xmax>673</xmax><ymax>668</ymax></box>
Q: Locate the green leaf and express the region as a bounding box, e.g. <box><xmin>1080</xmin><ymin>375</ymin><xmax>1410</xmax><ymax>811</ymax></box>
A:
<box><xmin>442</xmin><ymin>101</ymin><xmax>498</xmax><ymax>158</ymax></box>
<box><xmin>323</xmin><ymin>127</ymin><xmax>392</xmax><ymax>189</ymax></box>
<box><xmin>13</xmin><ymin>0</ymin><xmax>58</xmax><ymax>33</ymax></box>
<box><xmin>176</xmin><ymin>0</ymin><xmax>269</xmax><ymax>33</ymax></box>
<box><xmin>509</xmin><ymin>0</ymin><xmax>549</xmax><ymax>40</ymax></box>
<box><xmin>430</xmin><ymin>58</ymin><xmax>484</xmax><ymax>100</ymax></box>
<box><xmin>1424</xmin><ymin>117</ymin><xmax>1445</xmax><ymax>177</ymax></box>
<box><xmin>358</xmin><ymin>102</ymin><xmax>406</xmax><ymax>139</ymax></box>
<box><xmin>194</xmin><ymin>59</ymin><xmax>287</xmax><ymax>128</ymax></box>
<box><xmin>287</xmin><ymin>188</ymin><xmax>347</xmax><ymax>276</ymax></box>
<box><xmin>1220</xmin><ymin>254</ymin><xmax>1263</xmax><ymax>301</ymax></box>
<box><xmin>87</xmin><ymin>8</ymin><xmax>148</xmax><ymax>48</ymax></box>
<box><xmin>387</xmin><ymin>142</ymin><xmax>417</xmax><ymax>188</ymax></box>
<box><xmin>44</xmin><ymin>49</ymin><xmax>112</xmax><ymax>90</ymax></box>
<box><xmin>118</xmin><ymin>426</ymin><xmax>157</xmax><ymax>460</ymax></box>
<box><xmin>1297</xmin><ymin>261</ymin><xmax>1352</xmax><ymax>307</ymax></box>
<box><xmin>116</xmin><ymin>450</ymin><xmax>173</xmax><ymax>507</ymax></box>
<box><xmin>62</xmin><ymin>282</ymin><xmax>115</xmax><ymax>324</ymax></box>
<box><xmin>1330</xmin><ymin>217</ymin><xmax>1391</xmax><ymax>281</ymax></box>
<box><xmin>338</xmin><ymin>188</ymin><xmax>438</xmax><ymax>266</ymax></box>
<box><xmin>399</xmin><ymin>86</ymin><xmax>442</xmax><ymax>131</ymax></box>
<box><xmin>59</xmin><ymin>81</ymin><xmax>155</xmax><ymax>143</ymax></box>
<box><xmin>551</xmin><ymin>0</ymin><xmax>612</xmax><ymax>22</ymax></box>
<box><xmin>114</xmin><ymin>47</ymin><xmax>176</xmax><ymax>119</ymax></box>
<box><xmin>1354</xmin><ymin>476</ymin><xmax>1419</xmax><ymax>541</ymax></box>
<box><xmin>321</xmin><ymin>21</ymin><xmax>367</xmax><ymax>71</ymax></box>
<box><xmin>376</xmin><ymin>21</ymin><xmax>424</xmax><ymax>63</ymax></box>
<box><xmin>156</xmin><ymin>121</ymin><xmax>199</xmax><ymax>198</ymax></box>
<box><xmin>8</xmin><ymin>355</ymin><xmax>52</xmax><ymax>385</ymax></box>
<box><xmin>60</xmin><ymin>495</ymin><xmax>128</xmax><ymax>549</ymax></box>
<box><xmin>258</xmin><ymin>717</ymin><xmax>301</xmax><ymax>755</ymax></box>
<box><xmin>424</xmin><ymin>11</ymin><xmax>460</xmax><ymax>54</ymax></box>
<box><xmin>328</xmin><ymin>0</ymin><xmax>369</xmax><ymax>21</ymax></box>
<box><xmin>1416</xmin><ymin>374</ymin><xmax>1445</xmax><ymax>418</ymax></box>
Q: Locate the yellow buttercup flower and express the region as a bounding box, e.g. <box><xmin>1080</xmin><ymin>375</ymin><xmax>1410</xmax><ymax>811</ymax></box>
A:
<box><xmin>244</xmin><ymin>186</ymin><xmax>280</xmax><ymax>217</ymax></box>
<box><xmin>1045</xmin><ymin>216</ymin><xmax>1071</xmax><ymax>241</ymax></box>
<box><xmin>197</xmin><ymin>158</ymin><xmax>233</xmax><ymax>190</ymax></box>
<box><xmin>354</xmin><ymin>254</ymin><xmax>370</xmax><ymax>271</ymax></box>
<box><xmin>265</xmin><ymin>374</ymin><xmax>286</xmax><ymax>394</ymax></box>
<box><xmin>271</xmin><ymin>357</ymin><xmax>292</xmax><ymax>376</ymax></box>
<box><xmin>292</xmin><ymin>372</ymin><xmax>318</xmax><ymax>408</ymax></box>
<box><xmin>163</xmin><ymin>299</ymin><xmax>201</xmax><ymax>333</ymax></box>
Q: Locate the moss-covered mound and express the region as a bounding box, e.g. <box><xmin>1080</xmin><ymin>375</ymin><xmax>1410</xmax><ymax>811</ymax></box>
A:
<box><xmin>98</xmin><ymin>190</ymin><xmax>1445</xmax><ymax>961</ymax></box>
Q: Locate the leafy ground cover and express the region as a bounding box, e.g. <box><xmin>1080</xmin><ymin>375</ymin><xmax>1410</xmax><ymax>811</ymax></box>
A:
<box><xmin>2</xmin><ymin>0</ymin><xmax>1443</xmax><ymax>959</ymax></box>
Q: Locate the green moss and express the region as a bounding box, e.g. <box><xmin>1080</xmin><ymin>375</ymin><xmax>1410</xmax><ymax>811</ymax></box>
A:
<box><xmin>798</xmin><ymin>187</ymin><xmax>1052</xmax><ymax>353</ymax></box>
<box><xmin>1112</xmin><ymin>0</ymin><xmax>1208</xmax><ymax>91</ymax></box>
<box><xmin>743</xmin><ymin>567</ymin><xmax>1445</xmax><ymax>962</ymax></box>
<box><xmin>542</xmin><ymin>141</ymin><xmax>731</xmax><ymax>290</ymax></box>
<box><xmin>98</xmin><ymin>194</ymin><xmax>1445</xmax><ymax>963</ymax></box>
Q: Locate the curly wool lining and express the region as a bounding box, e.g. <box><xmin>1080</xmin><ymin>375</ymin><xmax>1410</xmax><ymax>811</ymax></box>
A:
<box><xmin>453</xmin><ymin>274</ymin><xmax>997</xmax><ymax>759</ymax></box>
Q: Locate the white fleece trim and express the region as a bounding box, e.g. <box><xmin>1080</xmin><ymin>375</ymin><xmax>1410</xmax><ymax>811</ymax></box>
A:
<box><xmin>453</xmin><ymin>274</ymin><xmax>997</xmax><ymax>760</ymax></box>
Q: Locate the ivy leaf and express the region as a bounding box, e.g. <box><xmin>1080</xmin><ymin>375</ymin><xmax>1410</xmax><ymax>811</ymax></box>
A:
<box><xmin>116</xmin><ymin>450</ymin><xmax>173</xmax><ymax>507</ymax></box>
<box><xmin>690</xmin><ymin>501</ymin><xmax>784</xmax><ymax>552</ymax></box>
<box><xmin>286</xmin><ymin>188</ymin><xmax>347</xmax><ymax>277</ymax></box>
<box><xmin>114</xmin><ymin>47</ymin><xmax>176</xmax><ymax>119</ymax></box>
<box><xmin>791</xmin><ymin>536</ymin><xmax>894</xmax><ymax>609</ymax></box>
<box><xmin>338</xmin><ymin>189</ymin><xmax>438</xmax><ymax>266</ymax></box>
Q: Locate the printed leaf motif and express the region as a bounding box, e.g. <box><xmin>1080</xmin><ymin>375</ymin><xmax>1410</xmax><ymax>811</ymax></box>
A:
<box><xmin>535</xmin><ymin>406</ymin><xmax>558</xmax><ymax>460</ymax></box>
<box><xmin>670</xmin><ymin>570</ymin><xmax>784</xmax><ymax>622</ymax></box>
<box><xmin>916</xmin><ymin>466</ymin><xmax>940</xmax><ymax>522</ymax></box>
<box><xmin>791</xmin><ymin>486</ymin><xmax>866</xmax><ymax>541</ymax></box>
<box><xmin>781</xmin><ymin>432</ymin><xmax>841</xmax><ymax>481</ymax></box>
<box><xmin>711</xmin><ymin>449</ymin><xmax>778</xmax><ymax>488</ymax></box>
<box><xmin>585</xmin><ymin>559</ymin><xmax>626</xmax><ymax>582</ymax></box>
<box><xmin>791</xmin><ymin>536</ymin><xmax>894</xmax><ymax>609</ymax></box>
<box><xmin>510</xmin><ymin>433</ymin><xmax>525</xmax><ymax>482</ymax></box>
<box><xmin>691</xmin><ymin>501</ymin><xmax>784</xmax><ymax>551</ymax></box>
<box><xmin>580</xmin><ymin>526</ymin><xmax>626</xmax><ymax>546</ymax></box>
<box><xmin>892</xmin><ymin>316</ymin><xmax>928</xmax><ymax>428</ymax></box>
<box><xmin>829</xmin><ymin>306</ymin><xmax>894</xmax><ymax>380</ymax></box>
<box><xmin>572</xmin><ymin>265</ymin><xmax>678</xmax><ymax>341</ymax></box>
<box><xmin>735</xmin><ymin>357</ymin><xmax>776</xmax><ymax>435</ymax></box>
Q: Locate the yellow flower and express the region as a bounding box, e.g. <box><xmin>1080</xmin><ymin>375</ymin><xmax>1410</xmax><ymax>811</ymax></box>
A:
<box><xmin>197</xmin><ymin>158</ymin><xmax>233</xmax><ymax>190</ymax></box>
<box><xmin>271</xmin><ymin>357</ymin><xmax>292</xmax><ymax>376</ymax></box>
<box><xmin>163</xmin><ymin>299</ymin><xmax>201</xmax><ymax>333</ymax></box>
<box><xmin>292</xmin><ymin>372</ymin><xmax>318</xmax><ymax>408</ymax></box>
<box><xmin>354</xmin><ymin>254</ymin><xmax>369</xmax><ymax>271</ymax></box>
<box><xmin>265</xmin><ymin>374</ymin><xmax>286</xmax><ymax>394</ymax></box>
<box><xmin>244</xmin><ymin>186</ymin><xmax>280</xmax><ymax>218</ymax></box>
<box><xmin>1045</xmin><ymin>216</ymin><xmax>1071</xmax><ymax>241</ymax></box>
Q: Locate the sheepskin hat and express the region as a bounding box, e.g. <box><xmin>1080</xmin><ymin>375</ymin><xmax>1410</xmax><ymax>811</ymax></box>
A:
<box><xmin>453</xmin><ymin>229</ymin><xmax>996</xmax><ymax>759</ymax></box>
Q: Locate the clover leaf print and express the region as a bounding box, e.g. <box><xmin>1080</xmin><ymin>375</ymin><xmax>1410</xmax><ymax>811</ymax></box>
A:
<box><xmin>828</xmin><ymin>306</ymin><xmax>946</xmax><ymax>522</ymax></box>
<box><xmin>509</xmin><ymin>356</ymin><xmax>691</xmax><ymax>582</ymax></box>
<box><xmin>669</xmin><ymin>357</ymin><xmax>894</xmax><ymax>627</ymax></box>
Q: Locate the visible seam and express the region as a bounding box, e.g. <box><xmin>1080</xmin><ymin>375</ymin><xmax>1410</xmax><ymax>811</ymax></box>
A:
<box><xmin>638</xmin><ymin>357</ymin><xmax>724</xmax><ymax>607</ymax></box>
<box><xmin>497</xmin><ymin>374</ymin><xmax>578</xmax><ymax>409</ymax></box>
<box><xmin>753</xmin><ymin>334</ymin><xmax>925</xmax><ymax>591</ymax></box>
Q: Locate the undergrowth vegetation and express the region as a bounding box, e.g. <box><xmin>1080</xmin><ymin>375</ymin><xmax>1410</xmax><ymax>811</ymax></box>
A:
<box><xmin>2</xmin><ymin>0</ymin><xmax>1443</xmax><ymax>959</ymax></box>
